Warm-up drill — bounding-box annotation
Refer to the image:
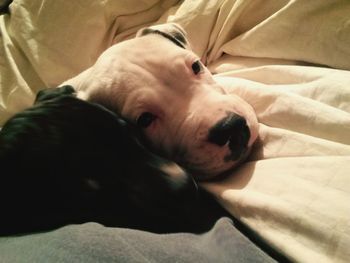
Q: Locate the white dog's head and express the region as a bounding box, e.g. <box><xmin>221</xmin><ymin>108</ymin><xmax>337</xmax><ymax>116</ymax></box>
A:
<box><xmin>67</xmin><ymin>23</ymin><xmax>258</xmax><ymax>180</ymax></box>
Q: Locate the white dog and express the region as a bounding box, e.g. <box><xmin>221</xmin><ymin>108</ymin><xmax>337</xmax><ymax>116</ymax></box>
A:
<box><xmin>63</xmin><ymin>23</ymin><xmax>259</xmax><ymax>180</ymax></box>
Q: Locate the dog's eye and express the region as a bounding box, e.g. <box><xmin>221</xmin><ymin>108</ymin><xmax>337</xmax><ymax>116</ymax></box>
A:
<box><xmin>192</xmin><ymin>60</ymin><xmax>203</xmax><ymax>75</ymax></box>
<box><xmin>137</xmin><ymin>112</ymin><xmax>156</xmax><ymax>128</ymax></box>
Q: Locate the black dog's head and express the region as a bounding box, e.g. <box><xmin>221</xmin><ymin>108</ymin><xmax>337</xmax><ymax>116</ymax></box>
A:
<box><xmin>0</xmin><ymin>85</ymin><xmax>200</xmax><ymax>234</ymax></box>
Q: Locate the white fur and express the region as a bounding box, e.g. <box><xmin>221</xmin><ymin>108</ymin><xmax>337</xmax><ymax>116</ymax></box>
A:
<box><xmin>63</xmin><ymin>24</ymin><xmax>259</xmax><ymax>180</ymax></box>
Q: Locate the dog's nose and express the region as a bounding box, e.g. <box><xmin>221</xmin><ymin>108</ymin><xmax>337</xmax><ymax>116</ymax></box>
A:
<box><xmin>208</xmin><ymin>114</ymin><xmax>250</xmax><ymax>156</ymax></box>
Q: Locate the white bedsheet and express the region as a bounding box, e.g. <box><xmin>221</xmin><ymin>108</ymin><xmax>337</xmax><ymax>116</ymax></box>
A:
<box><xmin>1</xmin><ymin>1</ymin><xmax>349</xmax><ymax>262</ymax></box>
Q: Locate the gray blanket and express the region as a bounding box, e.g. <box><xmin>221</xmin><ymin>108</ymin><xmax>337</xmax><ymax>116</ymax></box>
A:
<box><xmin>0</xmin><ymin>218</ymin><xmax>277</xmax><ymax>263</ymax></box>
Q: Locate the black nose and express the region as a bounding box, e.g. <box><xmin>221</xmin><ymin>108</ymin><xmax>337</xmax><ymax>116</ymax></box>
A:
<box><xmin>208</xmin><ymin>114</ymin><xmax>250</xmax><ymax>154</ymax></box>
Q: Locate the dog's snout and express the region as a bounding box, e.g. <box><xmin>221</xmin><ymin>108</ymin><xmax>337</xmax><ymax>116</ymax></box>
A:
<box><xmin>208</xmin><ymin>114</ymin><xmax>250</xmax><ymax>157</ymax></box>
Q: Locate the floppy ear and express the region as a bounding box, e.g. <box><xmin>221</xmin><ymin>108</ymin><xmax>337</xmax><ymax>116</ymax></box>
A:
<box><xmin>136</xmin><ymin>23</ymin><xmax>191</xmax><ymax>50</ymax></box>
<box><xmin>35</xmin><ymin>85</ymin><xmax>76</xmax><ymax>103</ymax></box>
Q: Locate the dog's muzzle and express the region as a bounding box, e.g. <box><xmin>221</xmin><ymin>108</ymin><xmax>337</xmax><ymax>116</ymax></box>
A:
<box><xmin>208</xmin><ymin>113</ymin><xmax>250</xmax><ymax>161</ymax></box>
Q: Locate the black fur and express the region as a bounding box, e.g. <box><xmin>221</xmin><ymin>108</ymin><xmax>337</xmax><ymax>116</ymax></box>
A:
<box><xmin>0</xmin><ymin>86</ymin><xmax>228</xmax><ymax>235</ymax></box>
<box><xmin>0</xmin><ymin>0</ymin><xmax>12</xmax><ymax>14</ymax></box>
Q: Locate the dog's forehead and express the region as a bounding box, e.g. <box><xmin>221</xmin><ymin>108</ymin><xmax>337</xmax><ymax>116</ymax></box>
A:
<box><xmin>90</xmin><ymin>35</ymin><xmax>195</xmax><ymax>114</ymax></box>
<box><xmin>106</xmin><ymin>35</ymin><xmax>195</xmax><ymax>75</ymax></box>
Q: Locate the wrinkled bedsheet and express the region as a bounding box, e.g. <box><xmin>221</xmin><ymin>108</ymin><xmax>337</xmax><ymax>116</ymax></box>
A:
<box><xmin>1</xmin><ymin>0</ymin><xmax>350</xmax><ymax>262</ymax></box>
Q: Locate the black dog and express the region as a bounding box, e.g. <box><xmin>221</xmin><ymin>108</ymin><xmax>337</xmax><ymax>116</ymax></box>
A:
<box><xmin>0</xmin><ymin>86</ymin><xmax>229</xmax><ymax>235</ymax></box>
<box><xmin>0</xmin><ymin>86</ymin><xmax>201</xmax><ymax>234</ymax></box>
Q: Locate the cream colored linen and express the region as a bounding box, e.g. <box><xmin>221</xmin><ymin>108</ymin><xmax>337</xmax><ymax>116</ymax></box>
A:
<box><xmin>204</xmin><ymin>68</ymin><xmax>350</xmax><ymax>263</ymax></box>
<box><xmin>1</xmin><ymin>0</ymin><xmax>349</xmax><ymax>262</ymax></box>
<box><xmin>0</xmin><ymin>0</ymin><xmax>181</xmax><ymax>124</ymax></box>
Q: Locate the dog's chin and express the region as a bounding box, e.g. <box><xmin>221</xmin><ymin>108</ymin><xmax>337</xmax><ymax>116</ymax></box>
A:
<box><xmin>190</xmin><ymin>147</ymin><xmax>251</xmax><ymax>182</ymax></box>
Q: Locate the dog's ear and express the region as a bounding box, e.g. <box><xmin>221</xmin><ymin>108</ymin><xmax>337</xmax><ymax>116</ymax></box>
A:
<box><xmin>35</xmin><ymin>85</ymin><xmax>76</xmax><ymax>103</ymax></box>
<box><xmin>136</xmin><ymin>23</ymin><xmax>191</xmax><ymax>50</ymax></box>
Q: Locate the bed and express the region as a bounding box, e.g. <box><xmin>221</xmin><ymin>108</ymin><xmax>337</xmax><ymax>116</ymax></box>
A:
<box><xmin>1</xmin><ymin>0</ymin><xmax>349</xmax><ymax>262</ymax></box>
